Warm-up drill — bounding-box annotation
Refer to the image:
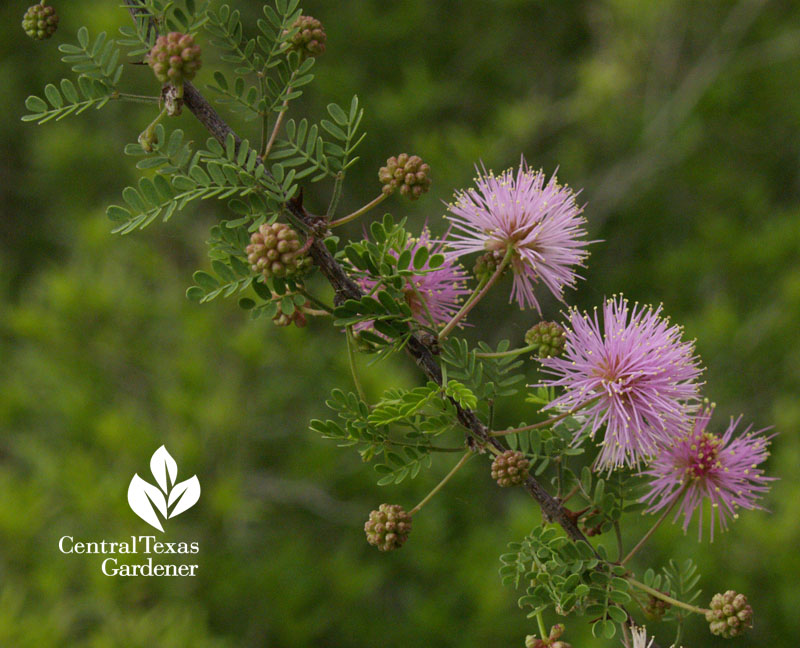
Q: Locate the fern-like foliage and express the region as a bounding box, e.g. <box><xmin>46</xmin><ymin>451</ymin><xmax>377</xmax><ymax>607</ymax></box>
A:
<box><xmin>22</xmin><ymin>78</ymin><xmax>114</xmax><ymax>124</ymax></box>
<box><xmin>271</xmin><ymin>97</ymin><xmax>365</xmax><ymax>179</ymax></box>
<box><xmin>59</xmin><ymin>28</ymin><xmax>124</xmax><ymax>87</ymax></box>
<box><xmin>441</xmin><ymin>338</ymin><xmax>527</xmax><ymax>403</ymax></box>
<box><xmin>500</xmin><ymin>526</ymin><xmax>631</xmax><ymax>639</ymax></box>
<box><xmin>121</xmin><ymin>0</ymin><xmax>209</xmax><ymax>52</ymax></box>
<box><xmin>206</xmin><ymin>0</ymin><xmax>312</xmax><ymax>125</ymax></box>
<box><xmin>311</xmin><ymin>383</ymin><xmax>464</xmax><ymax>485</ymax></box>
<box><xmin>23</xmin><ymin>28</ymin><xmax>123</xmax><ymax>124</ymax></box>
<box><xmin>206</xmin><ymin>2</ymin><xmax>296</xmax><ymax>77</ymax></box>
<box><xmin>108</xmin><ymin>131</ymin><xmax>293</xmax><ymax>234</ymax></box>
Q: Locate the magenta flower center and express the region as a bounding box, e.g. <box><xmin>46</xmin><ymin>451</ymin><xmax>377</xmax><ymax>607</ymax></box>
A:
<box><xmin>687</xmin><ymin>432</ymin><xmax>722</xmax><ymax>479</ymax></box>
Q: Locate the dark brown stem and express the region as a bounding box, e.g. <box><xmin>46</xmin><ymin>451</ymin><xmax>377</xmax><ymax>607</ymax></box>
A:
<box><xmin>285</xmin><ymin>191</ymin><xmax>592</xmax><ymax>544</ymax></box>
<box><xmin>123</xmin><ymin>1</ymin><xmax>595</xmax><ymax>550</ymax></box>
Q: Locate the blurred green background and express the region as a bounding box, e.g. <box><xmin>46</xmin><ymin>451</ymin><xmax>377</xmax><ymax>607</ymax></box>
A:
<box><xmin>1</xmin><ymin>0</ymin><xmax>799</xmax><ymax>646</ymax></box>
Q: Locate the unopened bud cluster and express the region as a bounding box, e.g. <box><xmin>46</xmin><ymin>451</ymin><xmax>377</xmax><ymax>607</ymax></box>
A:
<box><xmin>525</xmin><ymin>623</ymin><xmax>571</xmax><ymax>648</ymax></box>
<box><xmin>525</xmin><ymin>322</ymin><xmax>567</xmax><ymax>358</ymax></box>
<box><xmin>706</xmin><ymin>590</ymin><xmax>753</xmax><ymax>639</ymax></box>
<box><xmin>644</xmin><ymin>593</ymin><xmax>671</xmax><ymax>620</ymax></box>
<box><xmin>379</xmin><ymin>154</ymin><xmax>431</xmax><ymax>199</ymax></box>
<box><xmin>286</xmin><ymin>15</ymin><xmax>326</xmax><ymax>59</ymax></box>
<box><xmin>491</xmin><ymin>450</ymin><xmax>529</xmax><ymax>487</ymax></box>
<box><xmin>273</xmin><ymin>309</ymin><xmax>307</xmax><ymax>328</ymax></box>
<box><xmin>364</xmin><ymin>504</ymin><xmax>412</xmax><ymax>551</ymax></box>
<box><xmin>23</xmin><ymin>3</ymin><xmax>59</xmax><ymax>40</ymax></box>
<box><xmin>146</xmin><ymin>32</ymin><xmax>202</xmax><ymax>86</ymax></box>
<box><xmin>246</xmin><ymin>222</ymin><xmax>312</xmax><ymax>280</ymax></box>
<box><xmin>473</xmin><ymin>251</ymin><xmax>506</xmax><ymax>283</ymax></box>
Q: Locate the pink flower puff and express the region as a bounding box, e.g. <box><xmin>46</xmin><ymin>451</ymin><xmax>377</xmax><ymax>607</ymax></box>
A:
<box><xmin>357</xmin><ymin>227</ymin><xmax>470</xmax><ymax>330</ymax></box>
<box><xmin>640</xmin><ymin>403</ymin><xmax>774</xmax><ymax>541</ymax></box>
<box><xmin>539</xmin><ymin>296</ymin><xmax>703</xmax><ymax>471</ymax></box>
<box><xmin>443</xmin><ymin>158</ymin><xmax>590</xmax><ymax>312</ymax></box>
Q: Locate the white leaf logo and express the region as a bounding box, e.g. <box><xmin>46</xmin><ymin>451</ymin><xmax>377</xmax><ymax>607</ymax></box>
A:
<box><xmin>150</xmin><ymin>445</ymin><xmax>178</xmax><ymax>493</ymax></box>
<box><xmin>168</xmin><ymin>476</ymin><xmax>201</xmax><ymax>518</ymax></box>
<box><xmin>128</xmin><ymin>446</ymin><xmax>200</xmax><ymax>532</ymax></box>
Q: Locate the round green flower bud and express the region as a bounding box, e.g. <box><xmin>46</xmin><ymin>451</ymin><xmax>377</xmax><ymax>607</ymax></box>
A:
<box><xmin>491</xmin><ymin>450</ymin><xmax>529</xmax><ymax>487</ymax></box>
<box><xmin>285</xmin><ymin>15</ymin><xmax>326</xmax><ymax>59</ymax></box>
<box><xmin>473</xmin><ymin>251</ymin><xmax>506</xmax><ymax>284</ymax></box>
<box><xmin>146</xmin><ymin>32</ymin><xmax>202</xmax><ymax>86</ymax></box>
<box><xmin>379</xmin><ymin>154</ymin><xmax>431</xmax><ymax>200</ymax></box>
<box><xmin>364</xmin><ymin>504</ymin><xmax>412</xmax><ymax>551</ymax></box>
<box><xmin>706</xmin><ymin>590</ymin><xmax>753</xmax><ymax>639</ymax></box>
<box><xmin>524</xmin><ymin>321</ymin><xmax>567</xmax><ymax>358</ymax></box>
<box><xmin>22</xmin><ymin>3</ymin><xmax>59</xmax><ymax>40</ymax></box>
<box><xmin>246</xmin><ymin>222</ymin><xmax>312</xmax><ymax>280</ymax></box>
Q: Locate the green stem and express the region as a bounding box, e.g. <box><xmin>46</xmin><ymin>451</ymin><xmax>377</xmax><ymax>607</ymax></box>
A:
<box><xmin>560</xmin><ymin>483</ymin><xmax>580</xmax><ymax>504</ymax></box>
<box><xmin>673</xmin><ymin>622</ymin><xmax>684</xmax><ymax>648</ymax></box>
<box><xmin>535</xmin><ymin>610</ymin><xmax>548</xmax><ymax>641</ymax></box>
<box><xmin>491</xmin><ymin>395</ymin><xmax>602</xmax><ymax>437</ymax></box>
<box><xmin>259</xmin><ymin>76</ymin><xmax>269</xmax><ymax>156</ymax></box>
<box><xmin>346</xmin><ymin>327</ymin><xmax>367</xmax><ymax>403</ymax></box>
<box><xmin>438</xmin><ymin>247</ymin><xmax>512</xmax><ymax>341</ymax></box>
<box><xmin>262</xmin><ymin>86</ymin><xmax>291</xmax><ymax>160</ymax></box>
<box><xmin>475</xmin><ymin>344</ymin><xmax>537</xmax><ymax>359</ymax></box>
<box><xmin>627</xmin><ymin>577</ymin><xmax>709</xmax><ymax>616</ymax></box>
<box><xmin>326</xmin><ymin>172</ymin><xmax>345</xmax><ymax>219</ymax></box>
<box><xmin>621</xmin><ymin>488</ymin><xmax>683</xmax><ymax>566</ymax></box>
<box><xmin>116</xmin><ymin>92</ymin><xmax>160</xmax><ymax>104</ymax></box>
<box><xmin>614</xmin><ymin>521</ymin><xmax>624</xmax><ymax>562</ymax></box>
<box><xmin>620</xmin><ymin>622</ymin><xmax>632</xmax><ymax>648</ymax></box>
<box><xmin>302</xmin><ymin>308</ymin><xmax>330</xmax><ymax>317</ymax></box>
<box><xmin>138</xmin><ymin>106</ymin><xmax>168</xmax><ymax>151</ymax></box>
<box><xmin>555</xmin><ymin>457</ymin><xmax>563</xmax><ymax>498</ymax></box>
<box><xmin>384</xmin><ymin>439</ymin><xmax>464</xmax><ymax>453</ymax></box>
<box><xmin>329</xmin><ymin>193</ymin><xmax>388</xmax><ymax>228</ymax></box>
<box><xmin>409</xmin><ymin>451</ymin><xmax>473</xmax><ymax>515</ymax></box>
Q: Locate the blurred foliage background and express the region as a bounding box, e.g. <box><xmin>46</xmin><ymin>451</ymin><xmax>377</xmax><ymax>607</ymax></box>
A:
<box><xmin>1</xmin><ymin>0</ymin><xmax>799</xmax><ymax>646</ymax></box>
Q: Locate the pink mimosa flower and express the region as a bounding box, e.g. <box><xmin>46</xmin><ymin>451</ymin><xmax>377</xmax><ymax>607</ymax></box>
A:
<box><xmin>443</xmin><ymin>159</ymin><xmax>590</xmax><ymax>312</ymax></box>
<box><xmin>641</xmin><ymin>404</ymin><xmax>774</xmax><ymax>541</ymax></box>
<box><xmin>539</xmin><ymin>296</ymin><xmax>703</xmax><ymax>470</ymax></box>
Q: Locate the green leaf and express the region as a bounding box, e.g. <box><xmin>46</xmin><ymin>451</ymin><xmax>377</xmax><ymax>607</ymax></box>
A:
<box><xmin>212</xmin><ymin>260</ymin><xmax>236</xmax><ymax>282</ymax></box>
<box><xmin>24</xmin><ymin>95</ymin><xmax>48</xmax><ymax>113</ymax></box>
<box><xmin>77</xmin><ymin>26</ymin><xmax>89</xmax><ymax>49</ymax></box>
<box><xmin>607</xmin><ymin>606</ymin><xmax>627</xmax><ymax>623</ymax></box>
<box><xmin>185</xmin><ymin>286</ymin><xmax>204</xmax><ymax>302</ymax></box>
<box><xmin>428</xmin><ymin>253</ymin><xmax>445</xmax><ymax>268</ymax></box>
<box><xmin>397</xmin><ymin>249</ymin><xmax>412</xmax><ymax>270</ymax></box>
<box><xmin>320</xmin><ymin>119</ymin><xmax>347</xmax><ymax>140</ymax></box>
<box><xmin>106</xmin><ymin>205</ymin><xmax>130</xmax><ymax>223</ymax></box>
<box><xmin>193</xmin><ymin>271</ymin><xmax>219</xmax><ymax>291</ymax></box>
<box><xmin>412</xmin><ymin>246</ymin><xmax>429</xmax><ymax>270</ymax></box>
<box><xmin>327</xmin><ymin>102</ymin><xmax>349</xmax><ymax>125</ymax></box>
<box><xmin>44</xmin><ymin>84</ymin><xmax>63</xmax><ymax>109</ymax></box>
